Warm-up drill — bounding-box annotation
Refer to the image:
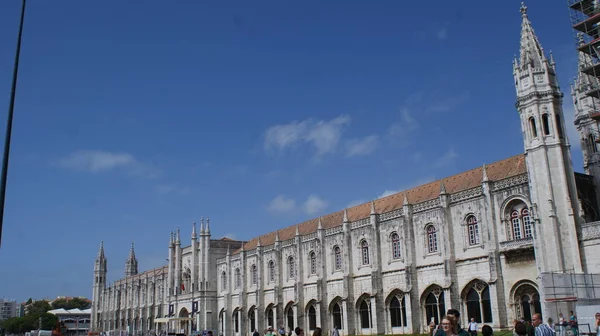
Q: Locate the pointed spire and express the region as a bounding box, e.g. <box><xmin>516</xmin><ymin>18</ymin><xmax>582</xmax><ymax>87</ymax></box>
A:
<box><xmin>343</xmin><ymin>208</ymin><xmax>349</xmax><ymax>222</ymax></box>
<box><xmin>169</xmin><ymin>231</ymin><xmax>174</xmax><ymax>245</ymax></box>
<box><xmin>275</xmin><ymin>230</ymin><xmax>281</xmax><ymax>242</ymax></box>
<box><xmin>226</xmin><ymin>244</ymin><xmax>230</xmax><ymax>256</ymax></box>
<box><xmin>370</xmin><ymin>200</ymin><xmax>376</xmax><ymax>215</ymax></box>
<box><xmin>128</xmin><ymin>242</ymin><xmax>136</xmax><ymax>260</ymax></box>
<box><xmin>574</xmin><ymin>32</ymin><xmax>600</xmax><ymax>103</ymax></box>
<box><xmin>191</xmin><ymin>221</ymin><xmax>197</xmax><ymax>239</ymax></box>
<box><xmin>176</xmin><ymin>227</ymin><xmax>181</xmax><ymax>244</ymax></box>
<box><xmin>257</xmin><ymin>236</ymin><xmax>262</xmax><ymax>247</ymax></box>
<box><xmin>440</xmin><ymin>180</ymin><xmax>447</xmax><ymax>195</ymax></box>
<box><xmin>317</xmin><ymin>217</ymin><xmax>323</xmax><ymax>230</ymax></box>
<box><xmin>295</xmin><ymin>224</ymin><xmax>300</xmax><ymax>236</ymax></box>
<box><xmin>97</xmin><ymin>241</ymin><xmax>105</xmax><ymax>259</ymax></box>
<box><xmin>200</xmin><ymin>217</ymin><xmax>205</xmax><ymax>233</ymax></box>
<box><xmin>482</xmin><ymin>163</ymin><xmax>489</xmax><ymax>182</ymax></box>
<box><xmin>205</xmin><ymin>217</ymin><xmax>210</xmax><ymax>234</ymax></box>
<box><xmin>518</xmin><ymin>2</ymin><xmax>545</xmax><ymax>69</ymax></box>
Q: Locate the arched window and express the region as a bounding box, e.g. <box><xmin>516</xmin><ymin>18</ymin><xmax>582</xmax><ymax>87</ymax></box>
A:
<box><xmin>427</xmin><ymin>225</ymin><xmax>438</xmax><ymax>253</ymax></box>
<box><xmin>233</xmin><ymin>309</ymin><xmax>240</xmax><ymax>333</ymax></box>
<box><xmin>268</xmin><ymin>260</ymin><xmax>275</xmax><ymax>283</ymax></box>
<box><xmin>308</xmin><ymin>305</ymin><xmax>317</xmax><ymax>330</ymax></box>
<box><xmin>248</xmin><ymin>307</ymin><xmax>256</xmax><ymax>332</ymax></box>
<box><xmin>309</xmin><ymin>252</ymin><xmax>317</xmax><ymax>275</ymax></box>
<box><xmin>359</xmin><ymin>299</ymin><xmax>371</xmax><ymax>329</ymax></box>
<box><xmin>542</xmin><ymin>114</ymin><xmax>551</xmax><ymax>135</ymax></box>
<box><xmin>288</xmin><ymin>256</ymin><xmax>295</xmax><ymax>279</ymax></box>
<box><xmin>529</xmin><ymin>117</ymin><xmax>538</xmax><ymax>138</ymax></box>
<box><xmin>588</xmin><ymin>134</ymin><xmax>597</xmax><ymax>153</ymax></box>
<box><xmin>510</xmin><ymin>205</ymin><xmax>532</xmax><ymax>240</ymax></box>
<box><xmin>466</xmin><ymin>215</ymin><xmax>480</xmax><ymax>246</ymax></box>
<box><xmin>221</xmin><ymin>271</ymin><xmax>227</xmax><ymax>291</ymax></box>
<box><xmin>465</xmin><ymin>282</ymin><xmax>493</xmax><ymax>323</ymax></box>
<box><xmin>556</xmin><ymin>114</ymin><xmax>564</xmax><ymax>138</ymax></box>
<box><xmin>235</xmin><ymin>268</ymin><xmax>241</xmax><ymax>289</ymax></box>
<box><xmin>391</xmin><ymin>232</ymin><xmax>401</xmax><ymax>259</ymax></box>
<box><xmin>361</xmin><ymin>240</ymin><xmax>370</xmax><ymax>265</ymax></box>
<box><xmin>266</xmin><ymin>306</ymin><xmax>274</xmax><ymax>328</ymax></box>
<box><xmin>250</xmin><ymin>264</ymin><xmax>258</xmax><ymax>285</ymax></box>
<box><xmin>332</xmin><ymin>301</ymin><xmax>343</xmax><ymax>330</ymax></box>
<box><xmin>333</xmin><ymin>246</ymin><xmax>342</xmax><ymax>271</ymax></box>
<box><xmin>286</xmin><ymin>306</ymin><xmax>294</xmax><ymax>330</ymax></box>
<box><xmin>424</xmin><ymin>287</ymin><xmax>446</xmax><ymax>325</ymax></box>
<box><xmin>389</xmin><ymin>295</ymin><xmax>407</xmax><ymax>327</ymax></box>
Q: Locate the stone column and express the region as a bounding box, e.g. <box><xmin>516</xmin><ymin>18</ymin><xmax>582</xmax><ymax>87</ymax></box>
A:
<box><xmin>316</xmin><ymin>304</ymin><xmax>322</xmax><ymax>330</ymax></box>
<box><xmin>404</xmin><ymin>292</ymin><xmax>413</xmax><ymax>334</ymax></box>
<box><xmin>341</xmin><ymin>300</ymin><xmax>349</xmax><ymax>335</ymax></box>
<box><xmin>444</xmin><ymin>289</ymin><xmax>453</xmax><ymax>314</ymax></box>
<box><xmin>292</xmin><ymin>305</ymin><xmax>298</xmax><ymax>329</ymax></box>
<box><xmin>369</xmin><ymin>296</ymin><xmax>378</xmax><ymax>335</ymax></box>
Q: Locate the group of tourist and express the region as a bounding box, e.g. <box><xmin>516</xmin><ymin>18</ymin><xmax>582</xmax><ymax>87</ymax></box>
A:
<box><xmin>255</xmin><ymin>326</ymin><xmax>330</xmax><ymax>336</ymax></box>
<box><xmin>248</xmin><ymin>309</ymin><xmax>600</xmax><ymax>336</ymax></box>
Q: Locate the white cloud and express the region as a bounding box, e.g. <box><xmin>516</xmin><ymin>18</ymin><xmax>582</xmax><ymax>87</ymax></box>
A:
<box><xmin>303</xmin><ymin>194</ymin><xmax>328</xmax><ymax>215</ymax></box>
<box><xmin>434</xmin><ymin>148</ymin><xmax>458</xmax><ymax>168</ymax></box>
<box><xmin>222</xmin><ymin>233</ymin><xmax>238</xmax><ymax>240</ymax></box>
<box><xmin>58</xmin><ymin>150</ymin><xmax>136</xmax><ymax>172</ymax></box>
<box><xmin>347</xmin><ymin>199</ymin><xmax>366</xmax><ymax>208</ymax></box>
<box><xmin>264</xmin><ymin>115</ymin><xmax>351</xmax><ymax>157</ymax></box>
<box><xmin>387</xmin><ymin>108</ymin><xmax>419</xmax><ymax>145</ymax></box>
<box><xmin>346</xmin><ymin>135</ymin><xmax>379</xmax><ymax>157</ymax></box>
<box><xmin>267</xmin><ymin>195</ymin><xmax>297</xmax><ymax>214</ymax></box>
<box><xmin>376</xmin><ymin>176</ymin><xmax>436</xmax><ymax>200</ymax></box>
<box><xmin>378</xmin><ymin>190</ymin><xmax>399</xmax><ymax>198</ymax></box>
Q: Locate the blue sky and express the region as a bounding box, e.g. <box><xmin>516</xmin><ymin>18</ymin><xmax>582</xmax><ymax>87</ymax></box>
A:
<box><xmin>0</xmin><ymin>0</ymin><xmax>584</xmax><ymax>302</ymax></box>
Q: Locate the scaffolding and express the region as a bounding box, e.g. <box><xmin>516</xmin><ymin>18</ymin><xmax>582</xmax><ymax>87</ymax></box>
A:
<box><xmin>540</xmin><ymin>272</ymin><xmax>600</xmax><ymax>324</ymax></box>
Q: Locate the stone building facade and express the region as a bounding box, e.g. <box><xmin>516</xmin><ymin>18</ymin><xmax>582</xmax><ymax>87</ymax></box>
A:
<box><xmin>91</xmin><ymin>4</ymin><xmax>600</xmax><ymax>336</ymax></box>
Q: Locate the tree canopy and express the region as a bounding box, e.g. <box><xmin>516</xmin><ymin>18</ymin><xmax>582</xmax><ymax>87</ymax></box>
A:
<box><xmin>0</xmin><ymin>301</ymin><xmax>58</xmax><ymax>335</ymax></box>
<box><xmin>51</xmin><ymin>298</ymin><xmax>90</xmax><ymax>310</ymax></box>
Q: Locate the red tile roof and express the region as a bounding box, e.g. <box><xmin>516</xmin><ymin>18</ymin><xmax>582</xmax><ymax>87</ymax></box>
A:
<box><xmin>236</xmin><ymin>154</ymin><xmax>527</xmax><ymax>253</ymax></box>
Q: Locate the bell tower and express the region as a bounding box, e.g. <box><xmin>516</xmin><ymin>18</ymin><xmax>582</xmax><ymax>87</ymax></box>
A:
<box><xmin>92</xmin><ymin>241</ymin><xmax>107</xmax><ymax>331</ymax></box>
<box><xmin>513</xmin><ymin>3</ymin><xmax>583</xmax><ymax>273</ymax></box>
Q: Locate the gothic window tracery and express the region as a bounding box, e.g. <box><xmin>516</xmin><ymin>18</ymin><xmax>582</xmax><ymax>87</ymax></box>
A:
<box><xmin>268</xmin><ymin>260</ymin><xmax>275</xmax><ymax>282</ymax></box>
<box><xmin>391</xmin><ymin>232</ymin><xmax>401</xmax><ymax>260</ymax></box>
<box><xmin>309</xmin><ymin>251</ymin><xmax>317</xmax><ymax>275</ymax></box>
<box><xmin>288</xmin><ymin>256</ymin><xmax>296</xmax><ymax>279</ymax></box>
<box><xmin>358</xmin><ymin>298</ymin><xmax>371</xmax><ymax>329</ymax></box>
<box><xmin>250</xmin><ymin>264</ymin><xmax>258</xmax><ymax>285</ymax></box>
<box><xmin>234</xmin><ymin>268</ymin><xmax>241</xmax><ymax>289</ymax></box>
<box><xmin>466</xmin><ymin>215</ymin><xmax>480</xmax><ymax>246</ymax></box>
<box><xmin>424</xmin><ymin>286</ymin><xmax>446</xmax><ymax>325</ymax></box>
<box><xmin>388</xmin><ymin>294</ymin><xmax>407</xmax><ymax>327</ymax></box>
<box><xmin>360</xmin><ymin>240</ymin><xmax>370</xmax><ymax>265</ymax></box>
<box><xmin>333</xmin><ymin>246</ymin><xmax>342</xmax><ymax>271</ymax></box>
<box><xmin>331</xmin><ymin>301</ymin><xmax>343</xmax><ymax>330</ymax></box>
<box><xmin>464</xmin><ymin>281</ymin><xmax>493</xmax><ymax>323</ymax></box>
<box><xmin>426</xmin><ymin>225</ymin><xmax>438</xmax><ymax>253</ymax></box>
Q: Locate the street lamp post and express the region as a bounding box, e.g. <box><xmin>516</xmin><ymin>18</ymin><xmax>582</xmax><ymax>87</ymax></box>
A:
<box><xmin>0</xmin><ymin>0</ymin><xmax>27</xmax><ymax>248</ymax></box>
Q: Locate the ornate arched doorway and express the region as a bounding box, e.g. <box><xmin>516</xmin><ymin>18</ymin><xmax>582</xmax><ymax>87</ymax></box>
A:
<box><xmin>511</xmin><ymin>281</ymin><xmax>542</xmax><ymax>321</ymax></box>
<box><xmin>178</xmin><ymin>308</ymin><xmax>190</xmax><ymax>334</ymax></box>
<box><xmin>328</xmin><ymin>297</ymin><xmax>344</xmax><ymax>332</ymax></box>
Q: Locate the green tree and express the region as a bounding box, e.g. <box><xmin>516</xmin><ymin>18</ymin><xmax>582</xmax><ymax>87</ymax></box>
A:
<box><xmin>26</xmin><ymin>301</ymin><xmax>52</xmax><ymax>316</ymax></box>
<box><xmin>51</xmin><ymin>298</ymin><xmax>90</xmax><ymax>310</ymax></box>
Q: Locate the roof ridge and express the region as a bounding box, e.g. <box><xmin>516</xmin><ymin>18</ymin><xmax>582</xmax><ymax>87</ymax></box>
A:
<box><xmin>234</xmin><ymin>153</ymin><xmax>526</xmax><ymax>254</ymax></box>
